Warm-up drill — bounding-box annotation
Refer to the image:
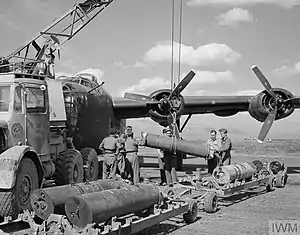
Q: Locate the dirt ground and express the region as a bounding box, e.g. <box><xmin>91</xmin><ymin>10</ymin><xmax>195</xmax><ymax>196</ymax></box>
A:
<box><xmin>7</xmin><ymin>144</ymin><xmax>300</xmax><ymax>235</ymax></box>
<box><xmin>136</xmin><ymin>148</ymin><xmax>300</xmax><ymax>235</ymax></box>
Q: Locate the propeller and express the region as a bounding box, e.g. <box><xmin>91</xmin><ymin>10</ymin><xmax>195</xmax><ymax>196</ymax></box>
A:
<box><xmin>251</xmin><ymin>65</ymin><xmax>294</xmax><ymax>142</ymax></box>
<box><xmin>252</xmin><ymin>66</ymin><xmax>277</xmax><ymax>98</ymax></box>
<box><xmin>169</xmin><ymin>70</ymin><xmax>196</xmax><ymax>98</ymax></box>
<box><xmin>124</xmin><ymin>93</ymin><xmax>159</xmax><ymax>104</ymax></box>
<box><xmin>124</xmin><ymin>70</ymin><xmax>195</xmax><ymax>109</ymax></box>
<box><xmin>257</xmin><ymin>106</ymin><xmax>277</xmax><ymax>143</ymax></box>
<box><xmin>283</xmin><ymin>96</ymin><xmax>300</xmax><ymax>105</ymax></box>
<box><xmin>124</xmin><ymin>70</ymin><xmax>195</xmax><ymax>140</ymax></box>
<box><xmin>165</xmin><ymin>71</ymin><xmax>195</xmax><ymax>140</ymax></box>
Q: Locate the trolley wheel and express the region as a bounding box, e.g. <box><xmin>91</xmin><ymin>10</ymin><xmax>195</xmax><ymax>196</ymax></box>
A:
<box><xmin>204</xmin><ymin>192</ymin><xmax>218</xmax><ymax>213</ymax></box>
<box><xmin>183</xmin><ymin>199</ymin><xmax>198</xmax><ymax>224</ymax></box>
<box><xmin>266</xmin><ymin>176</ymin><xmax>276</xmax><ymax>192</ymax></box>
<box><xmin>276</xmin><ymin>174</ymin><xmax>287</xmax><ymax>188</ymax></box>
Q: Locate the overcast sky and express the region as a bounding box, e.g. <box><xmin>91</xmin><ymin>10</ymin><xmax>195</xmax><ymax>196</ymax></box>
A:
<box><xmin>0</xmin><ymin>0</ymin><xmax>299</xmax><ymax>140</ymax></box>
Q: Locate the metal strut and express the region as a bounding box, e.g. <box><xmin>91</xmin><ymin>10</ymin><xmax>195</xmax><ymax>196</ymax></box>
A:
<box><xmin>4</xmin><ymin>0</ymin><xmax>114</xmax><ymax>73</ymax></box>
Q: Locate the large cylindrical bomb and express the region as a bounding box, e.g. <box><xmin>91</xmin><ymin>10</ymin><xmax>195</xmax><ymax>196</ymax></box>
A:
<box><xmin>30</xmin><ymin>179</ymin><xmax>128</xmax><ymax>220</ymax></box>
<box><xmin>212</xmin><ymin>162</ymin><xmax>257</xmax><ymax>185</ymax></box>
<box><xmin>65</xmin><ymin>183</ymin><xmax>162</xmax><ymax>228</ymax></box>
<box><xmin>143</xmin><ymin>133</ymin><xmax>208</xmax><ymax>158</ymax></box>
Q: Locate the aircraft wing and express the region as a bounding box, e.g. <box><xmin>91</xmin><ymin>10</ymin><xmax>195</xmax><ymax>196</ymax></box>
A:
<box><xmin>113</xmin><ymin>95</ymin><xmax>252</xmax><ymax>119</ymax></box>
<box><xmin>181</xmin><ymin>96</ymin><xmax>251</xmax><ymax>115</ymax></box>
<box><xmin>112</xmin><ymin>66</ymin><xmax>300</xmax><ymax>142</ymax></box>
<box><xmin>113</xmin><ymin>92</ymin><xmax>299</xmax><ymax>142</ymax></box>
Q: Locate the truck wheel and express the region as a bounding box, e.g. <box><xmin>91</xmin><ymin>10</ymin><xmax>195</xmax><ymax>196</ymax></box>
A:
<box><xmin>80</xmin><ymin>147</ymin><xmax>99</xmax><ymax>181</ymax></box>
<box><xmin>183</xmin><ymin>199</ymin><xmax>198</xmax><ymax>223</ymax></box>
<box><xmin>0</xmin><ymin>158</ymin><xmax>39</xmax><ymax>219</ymax></box>
<box><xmin>204</xmin><ymin>192</ymin><xmax>218</xmax><ymax>213</ymax></box>
<box><xmin>54</xmin><ymin>149</ymin><xmax>84</xmax><ymax>186</ymax></box>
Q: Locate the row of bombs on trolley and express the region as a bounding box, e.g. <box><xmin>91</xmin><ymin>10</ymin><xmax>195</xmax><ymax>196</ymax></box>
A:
<box><xmin>30</xmin><ymin>179</ymin><xmax>193</xmax><ymax>229</ymax></box>
<box><xmin>202</xmin><ymin>159</ymin><xmax>287</xmax><ymax>189</ymax></box>
<box><xmin>30</xmin><ymin>159</ymin><xmax>287</xmax><ymax>229</ymax></box>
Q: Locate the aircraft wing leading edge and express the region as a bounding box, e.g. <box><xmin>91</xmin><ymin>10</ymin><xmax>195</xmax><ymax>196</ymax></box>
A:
<box><xmin>112</xmin><ymin>95</ymin><xmax>252</xmax><ymax>119</ymax></box>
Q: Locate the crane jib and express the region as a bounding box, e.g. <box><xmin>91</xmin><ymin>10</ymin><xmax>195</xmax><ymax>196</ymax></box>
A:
<box><xmin>3</xmin><ymin>0</ymin><xmax>115</xmax><ymax>76</ymax></box>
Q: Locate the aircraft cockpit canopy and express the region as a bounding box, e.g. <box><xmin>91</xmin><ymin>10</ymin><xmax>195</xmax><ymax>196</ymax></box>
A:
<box><xmin>71</xmin><ymin>73</ymin><xmax>99</xmax><ymax>89</ymax></box>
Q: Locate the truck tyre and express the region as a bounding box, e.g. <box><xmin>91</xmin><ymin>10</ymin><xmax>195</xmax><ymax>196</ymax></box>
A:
<box><xmin>0</xmin><ymin>158</ymin><xmax>39</xmax><ymax>219</ymax></box>
<box><xmin>80</xmin><ymin>147</ymin><xmax>99</xmax><ymax>181</ymax></box>
<box><xmin>54</xmin><ymin>149</ymin><xmax>84</xmax><ymax>186</ymax></box>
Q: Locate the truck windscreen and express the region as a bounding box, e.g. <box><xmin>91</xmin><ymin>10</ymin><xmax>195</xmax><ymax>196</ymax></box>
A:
<box><xmin>0</xmin><ymin>86</ymin><xmax>10</xmax><ymax>112</ymax></box>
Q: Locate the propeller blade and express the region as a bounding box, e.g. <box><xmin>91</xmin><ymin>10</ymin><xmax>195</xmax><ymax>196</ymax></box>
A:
<box><xmin>283</xmin><ymin>96</ymin><xmax>300</xmax><ymax>105</ymax></box>
<box><xmin>257</xmin><ymin>106</ymin><xmax>278</xmax><ymax>143</ymax></box>
<box><xmin>169</xmin><ymin>70</ymin><xmax>195</xmax><ymax>98</ymax></box>
<box><xmin>251</xmin><ymin>65</ymin><xmax>276</xmax><ymax>98</ymax></box>
<box><xmin>124</xmin><ymin>93</ymin><xmax>154</xmax><ymax>103</ymax></box>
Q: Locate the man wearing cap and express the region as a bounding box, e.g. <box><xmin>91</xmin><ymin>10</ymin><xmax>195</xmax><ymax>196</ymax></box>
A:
<box><xmin>99</xmin><ymin>129</ymin><xmax>118</xmax><ymax>179</ymax></box>
<box><xmin>45</xmin><ymin>53</ymin><xmax>55</xmax><ymax>78</ymax></box>
<box><xmin>156</xmin><ymin>129</ymin><xmax>168</xmax><ymax>186</ymax></box>
<box><xmin>116</xmin><ymin>134</ymin><xmax>126</xmax><ymax>178</ymax></box>
<box><xmin>206</xmin><ymin>130</ymin><xmax>221</xmax><ymax>174</ymax></box>
<box><xmin>161</xmin><ymin>128</ymin><xmax>178</xmax><ymax>186</ymax></box>
<box><xmin>218</xmin><ymin>128</ymin><xmax>232</xmax><ymax>166</ymax></box>
<box><xmin>124</xmin><ymin>126</ymin><xmax>142</xmax><ymax>185</ymax></box>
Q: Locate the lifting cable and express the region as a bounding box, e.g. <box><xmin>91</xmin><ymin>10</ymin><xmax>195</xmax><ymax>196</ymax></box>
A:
<box><xmin>170</xmin><ymin>0</ymin><xmax>184</xmax><ymax>89</ymax></box>
<box><xmin>171</xmin><ymin>0</ymin><xmax>175</xmax><ymax>90</ymax></box>
<box><xmin>177</xmin><ymin>0</ymin><xmax>183</xmax><ymax>85</ymax></box>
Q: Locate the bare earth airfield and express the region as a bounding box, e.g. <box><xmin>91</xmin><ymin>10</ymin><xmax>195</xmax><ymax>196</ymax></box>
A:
<box><xmin>134</xmin><ymin>140</ymin><xmax>300</xmax><ymax>235</ymax></box>
<box><xmin>15</xmin><ymin>140</ymin><xmax>299</xmax><ymax>235</ymax></box>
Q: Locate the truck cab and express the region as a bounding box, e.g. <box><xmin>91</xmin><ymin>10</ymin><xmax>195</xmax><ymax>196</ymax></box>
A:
<box><xmin>0</xmin><ymin>67</ymin><xmax>72</xmax><ymax>219</ymax></box>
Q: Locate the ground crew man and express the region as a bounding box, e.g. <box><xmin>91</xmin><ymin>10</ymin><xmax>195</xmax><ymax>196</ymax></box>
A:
<box><xmin>99</xmin><ymin>129</ymin><xmax>118</xmax><ymax>180</ymax></box>
<box><xmin>162</xmin><ymin>128</ymin><xmax>178</xmax><ymax>186</ymax></box>
<box><xmin>156</xmin><ymin>128</ymin><xmax>168</xmax><ymax>186</ymax></box>
<box><xmin>206</xmin><ymin>130</ymin><xmax>221</xmax><ymax>174</ymax></box>
<box><xmin>157</xmin><ymin>149</ymin><xmax>167</xmax><ymax>185</ymax></box>
<box><xmin>116</xmin><ymin>135</ymin><xmax>126</xmax><ymax>178</ymax></box>
<box><xmin>45</xmin><ymin>53</ymin><xmax>55</xmax><ymax>78</ymax></box>
<box><xmin>124</xmin><ymin>126</ymin><xmax>142</xmax><ymax>185</ymax></box>
<box><xmin>218</xmin><ymin>128</ymin><xmax>232</xmax><ymax>166</ymax></box>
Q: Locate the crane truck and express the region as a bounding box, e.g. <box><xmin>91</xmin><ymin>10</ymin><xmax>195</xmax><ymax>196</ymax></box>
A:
<box><xmin>0</xmin><ymin>0</ymin><xmax>117</xmax><ymax>219</ymax></box>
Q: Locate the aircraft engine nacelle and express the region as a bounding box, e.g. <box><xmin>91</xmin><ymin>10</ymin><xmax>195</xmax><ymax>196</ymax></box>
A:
<box><xmin>248</xmin><ymin>88</ymin><xmax>295</xmax><ymax>122</ymax></box>
<box><xmin>147</xmin><ymin>89</ymin><xmax>185</xmax><ymax>127</ymax></box>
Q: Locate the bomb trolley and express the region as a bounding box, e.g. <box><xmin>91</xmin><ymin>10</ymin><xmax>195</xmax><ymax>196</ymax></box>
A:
<box><xmin>0</xmin><ymin>182</ymin><xmax>199</xmax><ymax>235</ymax></box>
<box><xmin>166</xmin><ymin>159</ymin><xmax>288</xmax><ymax>214</ymax></box>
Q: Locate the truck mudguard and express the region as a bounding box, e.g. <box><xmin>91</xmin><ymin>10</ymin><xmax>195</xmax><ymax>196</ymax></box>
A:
<box><xmin>0</xmin><ymin>145</ymin><xmax>43</xmax><ymax>189</ymax></box>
